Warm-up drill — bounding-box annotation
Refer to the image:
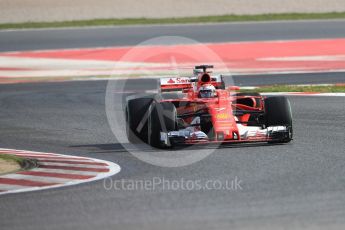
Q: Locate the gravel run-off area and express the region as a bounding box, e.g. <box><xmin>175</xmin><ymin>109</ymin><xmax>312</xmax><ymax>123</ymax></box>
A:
<box><xmin>1</xmin><ymin>0</ymin><xmax>345</xmax><ymax>23</ymax></box>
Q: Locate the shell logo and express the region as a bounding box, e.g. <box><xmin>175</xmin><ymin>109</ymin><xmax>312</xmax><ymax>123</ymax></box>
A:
<box><xmin>216</xmin><ymin>113</ymin><xmax>229</xmax><ymax>119</ymax></box>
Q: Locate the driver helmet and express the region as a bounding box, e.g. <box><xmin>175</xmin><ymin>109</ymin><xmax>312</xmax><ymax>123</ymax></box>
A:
<box><xmin>198</xmin><ymin>84</ymin><xmax>216</xmax><ymax>98</ymax></box>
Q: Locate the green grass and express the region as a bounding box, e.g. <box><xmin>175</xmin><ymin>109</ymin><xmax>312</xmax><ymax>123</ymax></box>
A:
<box><xmin>0</xmin><ymin>154</ymin><xmax>24</xmax><ymax>165</ymax></box>
<box><xmin>0</xmin><ymin>154</ymin><xmax>24</xmax><ymax>175</ymax></box>
<box><xmin>240</xmin><ymin>84</ymin><xmax>345</xmax><ymax>93</ymax></box>
<box><xmin>2</xmin><ymin>12</ymin><xmax>345</xmax><ymax>30</ymax></box>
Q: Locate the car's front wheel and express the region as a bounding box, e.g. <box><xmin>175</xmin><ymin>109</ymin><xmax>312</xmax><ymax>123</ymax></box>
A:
<box><xmin>264</xmin><ymin>96</ymin><xmax>293</xmax><ymax>143</ymax></box>
<box><xmin>126</xmin><ymin>96</ymin><xmax>154</xmax><ymax>143</ymax></box>
<box><xmin>148</xmin><ymin>102</ymin><xmax>177</xmax><ymax>148</ymax></box>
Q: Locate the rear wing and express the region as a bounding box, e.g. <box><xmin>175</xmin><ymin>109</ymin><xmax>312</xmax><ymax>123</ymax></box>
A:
<box><xmin>160</xmin><ymin>77</ymin><xmax>192</xmax><ymax>92</ymax></box>
<box><xmin>160</xmin><ymin>75</ymin><xmax>225</xmax><ymax>92</ymax></box>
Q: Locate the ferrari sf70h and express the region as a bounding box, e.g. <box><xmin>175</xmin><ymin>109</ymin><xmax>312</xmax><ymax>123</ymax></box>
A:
<box><xmin>125</xmin><ymin>65</ymin><xmax>293</xmax><ymax>148</ymax></box>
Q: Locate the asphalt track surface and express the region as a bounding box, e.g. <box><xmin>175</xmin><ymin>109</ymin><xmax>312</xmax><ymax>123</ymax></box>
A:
<box><xmin>0</xmin><ymin>21</ymin><xmax>345</xmax><ymax>230</ymax></box>
<box><xmin>0</xmin><ymin>79</ymin><xmax>345</xmax><ymax>230</ymax></box>
<box><xmin>232</xmin><ymin>72</ymin><xmax>345</xmax><ymax>86</ymax></box>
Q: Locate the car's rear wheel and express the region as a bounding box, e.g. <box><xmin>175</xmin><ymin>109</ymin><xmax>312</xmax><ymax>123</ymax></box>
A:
<box><xmin>148</xmin><ymin>102</ymin><xmax>177</xmax><ymax>148</ymax></box>
<box><xmin>264</xmin><ymin>96</ymin><xmax>293</xmax><ymax>143</ymax></box>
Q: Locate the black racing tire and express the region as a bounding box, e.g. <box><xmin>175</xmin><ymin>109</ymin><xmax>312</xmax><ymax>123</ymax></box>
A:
<box><xmin>148</xmin><ymin>102</ymin><xmax>177</xmax><ymax>148</ymax></box>
<box><xmin>264</xmin><ymin>96</ymin><xmax>293</xmax><ymax>143</ymax></box>
<box><xmin>126</xmin><ymin>96</ymin><xmax>154</xmax><ymax>143</ymax></box>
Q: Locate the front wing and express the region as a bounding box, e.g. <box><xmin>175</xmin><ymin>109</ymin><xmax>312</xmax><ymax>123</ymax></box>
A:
<box><xmin>160</xmin><ymin>126</ymin><xmax>291</xmax><ymax>146</ymax></box>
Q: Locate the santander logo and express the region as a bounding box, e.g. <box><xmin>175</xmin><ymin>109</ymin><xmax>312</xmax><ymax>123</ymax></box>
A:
<box><xmin>167</xmin><ymin>78</ymin><xmax>176</xmax><ymax>83</ymax></box>
<box><xmin>165</xmin><ymin>77</ymin><xmax>191</xmax><ymax>84</ymax></box>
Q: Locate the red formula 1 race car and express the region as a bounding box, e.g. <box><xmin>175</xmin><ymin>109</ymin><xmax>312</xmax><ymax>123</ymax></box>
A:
<box><xmin>125</xmin><ymin>65</ymin><xmax>293</xmax><ymax>148</ymax></box>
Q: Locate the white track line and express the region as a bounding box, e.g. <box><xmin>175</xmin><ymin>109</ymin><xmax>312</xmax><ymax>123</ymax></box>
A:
<box><xmin>0</xmin><ymin>184</ymin><xmax>30</xmax><ymax>191</ymax></box>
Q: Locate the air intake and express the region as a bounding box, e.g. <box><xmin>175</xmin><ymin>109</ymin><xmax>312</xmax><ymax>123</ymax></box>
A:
<box><xmin>200</xmin><ymin>73</ymin><xmax>211</xmax><ymax>83</ymax></box>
